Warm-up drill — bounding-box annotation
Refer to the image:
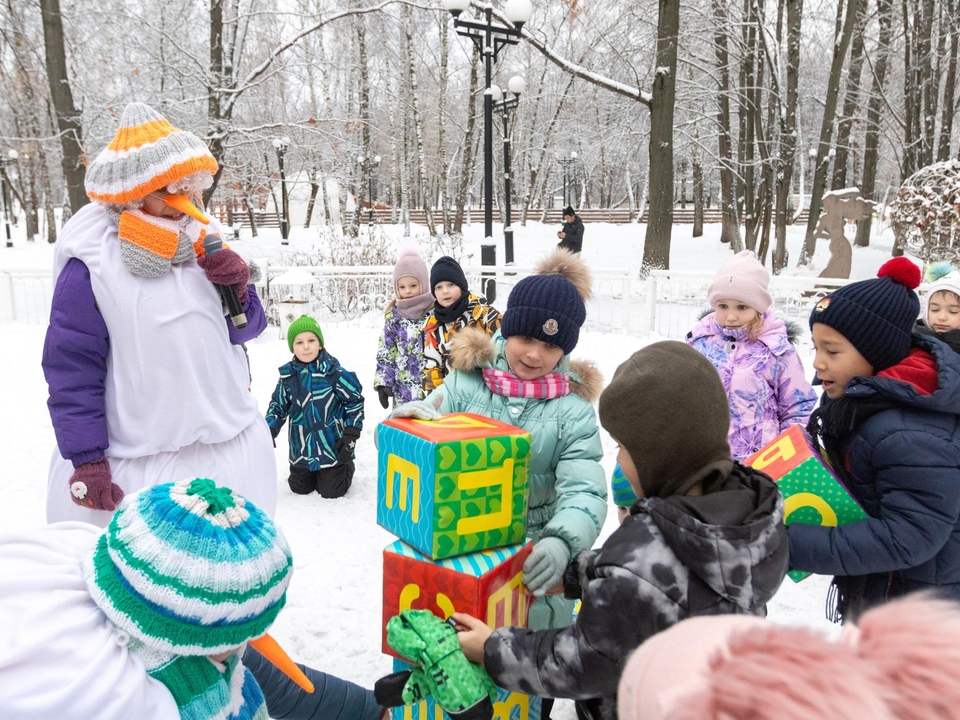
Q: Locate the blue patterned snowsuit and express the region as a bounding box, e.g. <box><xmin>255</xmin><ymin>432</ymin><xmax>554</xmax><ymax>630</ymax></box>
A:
<box><xmin>265</xmin><ymin>350</ymin><xmax>364</xmax><ymax>470</ymax></box>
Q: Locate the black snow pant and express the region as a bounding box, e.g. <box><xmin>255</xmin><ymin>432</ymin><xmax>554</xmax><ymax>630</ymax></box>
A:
<box><xmin>243</xmin><ymin>646</ymin><xmax>383</xmax><ymax>720</ymax></box>
<box><xmin>288</xmin><ymin>462</ymin><xmax>354</xmax><ymax>498</ymax></box>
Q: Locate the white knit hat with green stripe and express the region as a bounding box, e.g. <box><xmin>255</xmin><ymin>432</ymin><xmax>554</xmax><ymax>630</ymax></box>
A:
<box><xmin>83</xmin><ymin>477</ymin><xmax>293</xmax><ymax>656</ymax></box>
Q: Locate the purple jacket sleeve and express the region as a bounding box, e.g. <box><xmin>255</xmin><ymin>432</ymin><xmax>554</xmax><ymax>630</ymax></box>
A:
<box><xmin>226</xmin><ymin>285</ymin><xmax>267</xmax><ymax>345</ymax></box>
<box><xmin>42</xmin><ymin>258</ymin><xmax>110</xmax><ymax>467</ymax></box>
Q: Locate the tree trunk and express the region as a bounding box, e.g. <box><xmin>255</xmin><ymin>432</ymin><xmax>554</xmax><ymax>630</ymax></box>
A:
<box><xmin>855</xmin><ymin>0</ymin><xmax>894</xmax><ymax>248</ymax></box>
<box><xmin>938</xmin><ymin>0</ymin><xmax>959</xmax><ymax>161</ymax></box>
<box><xmin>774</xmin><ymin>0</ymin><xmax>802</xmax><ymax>273</ymax></box>
<box><xmin>831</xmin><ymin>0</ymin><xmax>868</xmax><ymax>190</ymax></box>
<box><xmin>39</xmin><ymin>0</ymin><xmax>88</xmax><ymax>213</ymax></box>
<box><xmin>902</xmin><ymin>0</ymin><xmax>922</xmax><ymax>177</ymax></box>
<box><xmin>919</xmin><ymin>0</ymin><xmax>937</xmax><ymax>168</ymax></box>
<box><xmin>641</xmin><ymin>0</ymin><xmax>680</xmax><ymax>272</ymax></box>
<box><xmin>453</xmin><ymin>49</ymin><xmax>481</xmax><ymax>234</ymax></box>
<box><xmin>350</xmin><ymin>20</ymin><xmax>372</xmax><ymax>239</ymax></box>
<box><xmin>305</xmin><ymin>168</ymin><xmax>320</xmax><ymax>228</ymax></box>
<box><xmin>692</xmin><ymin>123</ymin><xmax>705</xmax><ymax>238</ymax></box>
<box><xmin>799</xmin><ymin>0</ymin><xmax>859</xmax><ymax>266</ymax></box>
<box><xmin>742</xmin><ymin>0</ymin><xmax>760</xmax><ymax>251</ymax></box>
<box><xmin>403</xmin><ymin>5</ymin><xmax>437</xmax><ymax>236</ymax></box>
<box><xmin>438</xmin><ymin>17</ymin><xmax>451</xmax><ymax>233</ymax></box>
<box><xmin>711</xmin><ymin>0</ymin><xmax>744</xmax><ymax>251</ymax></box>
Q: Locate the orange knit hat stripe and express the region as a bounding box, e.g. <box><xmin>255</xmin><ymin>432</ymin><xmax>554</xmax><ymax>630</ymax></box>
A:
<box><xmin>107</xmin><ymin>118</ymin><xmax>178</xmax><ymax>153</ymax></box>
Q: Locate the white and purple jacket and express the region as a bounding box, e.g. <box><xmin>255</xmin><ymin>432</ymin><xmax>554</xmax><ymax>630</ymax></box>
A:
<box><xmin>687</xmin><ymin>311</ymin><xmax>817</xmax><ymax>461</ymax></box>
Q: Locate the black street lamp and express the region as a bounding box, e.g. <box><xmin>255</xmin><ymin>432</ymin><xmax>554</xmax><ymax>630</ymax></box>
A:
<box><xmin>273</xmin><ymin>136</ymin><xmax>291</xmax><ymax>245</ymax></box>
<box><xmin>558</xmin><ymin>150</ymin><xmax>578</xmax><ymax>209</ymax></box>
<box><xmin>441</xmin><ymin>0</ymin><xmax>532</xmax><ymax>302</ymax></box>
<box><xmin>2</xmin><ymin>149</ymin><xmax>18</xmax><ymax>249</ymax></box>
<box><xmin>491</xmin><ymin>76</ymin><xmax>524</xmax><ymax>265</ymax></box>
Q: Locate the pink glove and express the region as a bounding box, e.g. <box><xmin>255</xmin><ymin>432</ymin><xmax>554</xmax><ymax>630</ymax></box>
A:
<box><xmin>197</xmin><ymin>243</ymin><xmax>250</xmax><ymax>303</ymax></box>
<box><xmin>69</xmin><ymin>458</ymin><xmax>125</xmax><ymax>511</ymax></box>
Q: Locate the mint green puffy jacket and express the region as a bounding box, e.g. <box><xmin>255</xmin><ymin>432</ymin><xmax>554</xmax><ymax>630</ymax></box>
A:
<box><xmin>428</xmin><ymin>329</ymin><xmax>608</xmax><ymax>628</ymax></box>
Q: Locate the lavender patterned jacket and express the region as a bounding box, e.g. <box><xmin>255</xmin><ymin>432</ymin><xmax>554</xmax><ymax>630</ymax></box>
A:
<box><xmin>687</xmin><ymin>311</ymin><xmax>817</xmax><ymax>461</ymax></box>
<box><xmin>374</xmin><ymin>306</ymin><xmax>428</xmax><ymax>405</ymax></box>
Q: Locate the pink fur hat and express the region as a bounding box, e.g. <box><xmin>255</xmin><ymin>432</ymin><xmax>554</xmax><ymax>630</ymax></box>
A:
<box><xmin>618</xmin><ymin>595</ymin><xmax>960</xmax><ymax>720</ymax></box>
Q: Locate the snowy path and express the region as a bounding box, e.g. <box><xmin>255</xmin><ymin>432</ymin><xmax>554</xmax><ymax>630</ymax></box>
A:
<box><xmin>0</xmin><ymin>220</ymin><xmax>861</xmax><ymax>717</ymax></box>
<box><xmin>0</xmin><ymin>321</ymin><xmax>835</xmax><ymax>707</ymax></box>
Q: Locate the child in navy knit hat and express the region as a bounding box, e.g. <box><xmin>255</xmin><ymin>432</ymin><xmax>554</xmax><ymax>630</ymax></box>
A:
<box><xmin>391</xmin><ymin>250</ymin><xmax>607</xmax><ymax>648</ymax></box>
<box><xmin>421</xmin><ymin>256</ymin><xmax>501</xmax><ymax>392</ymax></box>
<box><xmin>790</xmin><ymin>257</ymin><xmax>960</xmax><ymax>622</ymax></box>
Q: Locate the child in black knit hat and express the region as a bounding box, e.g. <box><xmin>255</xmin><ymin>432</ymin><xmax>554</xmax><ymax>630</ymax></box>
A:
<box><xmin>790</xmin><ymin>257</ymin><xmax>960</xmax><ymax>621</ymax></box>
<box><xmin>421</xmin><ymin>256</ymin><xmax>501</xmax><ymax>392</ymax></box>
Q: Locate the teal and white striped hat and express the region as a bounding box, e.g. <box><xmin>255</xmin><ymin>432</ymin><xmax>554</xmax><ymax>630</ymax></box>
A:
<box><xmin>83</xmin><ymin>478</ymin><xmax>293</xmax><ymax>655</ymax></box>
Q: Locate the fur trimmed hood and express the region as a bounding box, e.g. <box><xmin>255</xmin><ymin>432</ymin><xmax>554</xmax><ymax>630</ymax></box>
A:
<box><xmin>449</xmin><ymin>326</ymin><xmax>602</xmax><ymax>403</ymax></box>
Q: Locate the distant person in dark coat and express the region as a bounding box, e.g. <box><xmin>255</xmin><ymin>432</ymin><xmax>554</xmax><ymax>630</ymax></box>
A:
<box><xmin>557</xmin><ymin>206</ymin><xmax>584</xmax><ymax>254</ymax></box>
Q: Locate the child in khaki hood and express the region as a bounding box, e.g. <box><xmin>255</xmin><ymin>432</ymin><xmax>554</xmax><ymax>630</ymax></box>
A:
<box><xmin>454</xmin><ymin>341</ymin><xmax>788</xmax><ymax>720</ymax></box>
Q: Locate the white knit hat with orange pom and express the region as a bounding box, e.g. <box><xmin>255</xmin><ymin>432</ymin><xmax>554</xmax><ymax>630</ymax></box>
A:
<box><xmin>84</xmin><ymin>102</ymin><xmax>217</xmax><ymax>206</ymax></box>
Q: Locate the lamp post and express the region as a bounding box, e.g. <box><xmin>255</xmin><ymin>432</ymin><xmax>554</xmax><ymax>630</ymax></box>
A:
<box><xmin>272</xmin><ymin>136</ymin><xmax>290</xmax><ymax>245</ymax></box>
<box><xmin>2</xmin><ymin>149</ymin><xmax>17</xmax><ymax>249</ymax></box>
<box><xmin>558</xmin><ymin>150</ymin><xmax>578</xmax><ymax>208</ymax></box>
<box><xmin>441</xmin><ymin>0</ymin><xmax>532</xmax><ymax>302</ymax></box>
<box><xmin>492</xmin><ymin>76</ymin><xmax>524</xmax><ymax>265</ymax></box>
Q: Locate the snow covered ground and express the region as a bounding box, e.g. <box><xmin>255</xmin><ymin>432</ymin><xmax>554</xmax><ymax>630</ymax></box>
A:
<box><xmin>1</xmin><ymin>216</ymin><xmax>897</xmax><ymax>714</ymax></box>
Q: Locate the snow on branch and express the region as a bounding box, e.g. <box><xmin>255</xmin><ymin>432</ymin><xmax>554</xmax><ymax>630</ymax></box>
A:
<box><xmin>224</xmin><ymin>0</ymin><xmax>436</xmax><ymax>116</ymax></box>
<box><xmin>483</xmin><ymin>3</ymin><xmax>652</xmax><ymax>108</ymax></box>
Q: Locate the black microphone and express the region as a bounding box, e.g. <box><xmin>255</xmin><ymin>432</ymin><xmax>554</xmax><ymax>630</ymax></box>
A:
<box><xmin>202</xmin><ymin>234</ymin><xmax>248</xmax><ymax>329</ymax></box>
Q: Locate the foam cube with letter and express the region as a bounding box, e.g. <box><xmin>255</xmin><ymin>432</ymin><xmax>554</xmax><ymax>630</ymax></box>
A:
<box><xmin>377</xmin><ymin>413</ymin><xmax>532</xmax><ymax>559</ymax></box>
<box><xmin>390</xmin><ymin>658</ymin><xmax>542</xmax><ymax>720</ymax></box>
<box><xmin>746</xmin><ymin>424</ymin><xmax>868</xmax><ymax>582</ymax></box>
<box><xmin>382</xmin><ymin>539</ymin><xmax>533</xmax><ymax>659</ymax></box>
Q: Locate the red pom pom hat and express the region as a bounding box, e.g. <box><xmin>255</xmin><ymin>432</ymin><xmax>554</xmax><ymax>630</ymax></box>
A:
<box><xmin>810</xmin><ymin>257</ymin><xmax>922</xmax><ymax>371</ymax></box>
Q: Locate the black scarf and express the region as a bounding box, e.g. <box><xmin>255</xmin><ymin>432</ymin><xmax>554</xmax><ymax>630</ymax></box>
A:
<box><xmin>806</xmin><ymin>393</ymin><xmax>898</xmax><ymax>467</ymax></box>
<box><xmin>433</xmin><ymin>292</ymin><xmax>471</xmax><ymax>324</ymax></box>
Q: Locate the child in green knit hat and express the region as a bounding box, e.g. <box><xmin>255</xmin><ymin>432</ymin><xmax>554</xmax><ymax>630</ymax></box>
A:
<box><xmin>266</xmin><ymin>315</ymin><xmax>365</xmax><ymax>498</ymax></box>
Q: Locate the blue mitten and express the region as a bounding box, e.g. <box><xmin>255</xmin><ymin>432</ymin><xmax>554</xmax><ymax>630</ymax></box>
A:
<box><xmin>389</xmin><ymin>393</ymin><xmax>443</xmax><ymax>421</ymax></box>
<box><xmin>523</xmin><ymin>537</ymin><xmax>571</xmax><ymax>596</ymax></box>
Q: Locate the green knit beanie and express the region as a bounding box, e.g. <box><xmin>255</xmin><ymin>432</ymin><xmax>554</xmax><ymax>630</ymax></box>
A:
<box><xmin>287</xmin><ymin>315</ymin><xmax>324</xmax><ymax>353</ymax></box>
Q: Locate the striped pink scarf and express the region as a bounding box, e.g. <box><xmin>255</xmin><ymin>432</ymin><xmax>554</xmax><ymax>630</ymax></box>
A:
<box><xmin>482</xmin><ymin>367</ymin><xmax>570</xmax><ymax>399</ymax></box>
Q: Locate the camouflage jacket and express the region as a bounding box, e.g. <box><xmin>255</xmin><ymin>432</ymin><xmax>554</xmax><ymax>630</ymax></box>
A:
<box><xmin>483</xmin><ymin>463</ymin><xmax>788</xmax><ymax>720</ymax></box>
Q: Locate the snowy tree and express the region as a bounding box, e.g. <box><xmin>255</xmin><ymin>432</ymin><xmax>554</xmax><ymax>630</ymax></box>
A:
<box><xmin>888</xmin><ymin>159</ymin><xmax>960</xmax><ymax>263</ymax></box>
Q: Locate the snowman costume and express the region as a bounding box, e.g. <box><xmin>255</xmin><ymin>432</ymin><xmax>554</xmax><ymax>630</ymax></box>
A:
<box><xmin>42</xmin><ymin>103</ymin><xmax>276</xmax><ymax>524</ymax></box>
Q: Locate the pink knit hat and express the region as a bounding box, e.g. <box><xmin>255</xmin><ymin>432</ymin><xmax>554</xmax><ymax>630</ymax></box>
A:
<box><xmin>618</xmin><ymin>595</ymin><xmax>960</xmax><ymax>720</ymax></box>
<box><xmin>707</xmin><ymin>250</ymin><xmax>773</xmax><ymax>313</ymax></box>
<box><xmin>393</xmin><ymin>245</ymin><xmax>429</xmax><ymax>296</ymax></box>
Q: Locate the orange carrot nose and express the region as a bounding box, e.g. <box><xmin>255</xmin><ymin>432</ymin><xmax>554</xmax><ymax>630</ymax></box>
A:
<box><xmin>163</xmin><ymin>194</ymin><xmax>210</xmax><ymax>225</ymax></box>
<box><xmin>249</xmin><ymin>633</ymin><xmax>315</xmax><ymax>693</ymax></box>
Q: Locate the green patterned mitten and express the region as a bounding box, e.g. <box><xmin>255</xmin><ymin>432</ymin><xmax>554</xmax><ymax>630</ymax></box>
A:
<box><xmin>385</xmin><ymin>610</ymin><xmax>497</xmax><ymax>720</ymax></box>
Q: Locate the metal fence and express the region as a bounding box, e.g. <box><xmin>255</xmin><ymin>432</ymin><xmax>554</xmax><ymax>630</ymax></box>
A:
<box><xmin>4</xmin><ymin>264</ymin><xmax>935</xmax><ymax>347</ymax></box>
<box><xmin>0</xmin><ymin>270</ymin><xmax>53</xmax><ymax>326</ymax></box>
<box><xmin>259</xmin><ymin>263</ymin><xmax>634</xmax><ymax>335</ymax></box>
